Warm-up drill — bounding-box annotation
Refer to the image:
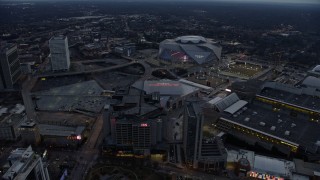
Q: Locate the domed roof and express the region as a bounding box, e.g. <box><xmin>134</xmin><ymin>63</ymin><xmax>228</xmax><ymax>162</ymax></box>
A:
<box><xmin>312</xmin><ymin>65</ymin><xmax>320</xmax><ymax>72</ymax></box>
<box><xmin>175</xmin><ymin>36</ymin><xmax>207</xmax><ymax>44</ymax></box>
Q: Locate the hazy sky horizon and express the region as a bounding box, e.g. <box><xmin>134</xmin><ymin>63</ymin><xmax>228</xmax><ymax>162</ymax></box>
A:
<box><xmin>4</xmin><ymin>0</ymin><xmax>320</xmax><ymax>4</ymax></box>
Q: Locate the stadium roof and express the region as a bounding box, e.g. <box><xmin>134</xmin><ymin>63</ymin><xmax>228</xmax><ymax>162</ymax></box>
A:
<box><xmin>159</xmin><ymin>36</ymin><xmax>222</xmax><ymax>64</ymax></box>
<box><xmin>175</xmin><ymin>36</ymin><xmax>207</xmax><ymax>44</ymax></box>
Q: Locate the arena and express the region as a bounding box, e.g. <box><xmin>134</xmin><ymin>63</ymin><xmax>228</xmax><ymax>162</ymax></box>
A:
<box><xmin>158</xmin><ymin>36</ymin><xmax>222</xmax><ymax>65</ymax></box>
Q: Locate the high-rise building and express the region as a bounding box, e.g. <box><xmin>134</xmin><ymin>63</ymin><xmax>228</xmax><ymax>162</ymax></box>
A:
<box><xmin>110</xmin><ymin>115</ymin><xmax>162</xmax><ymax>155</ymax></box>
<box><xmin>49</xmin><ymin>36</ymin><xmax>70</xmax><ymax>71</ymax></box>
<box><xmin>0</xmin><ymin>44</ymin><xmax>21</xmax><ymax>90</ymax></box>
<box><xmin>19</xmin><ymin>121</ymin><xmax>41</xmax><ymax>145</ymax></box>
<box><xmin>0</xmin><ymin>114</ymin><xmax>26</xmax><ymax>141</ymax></box>
<box><xmin>183</xmin><ymin>99</ymin><xmax>227</xmax><ymax>170</ymax></box>
<box><xmin>2</xmin><ymin>146</ymin><xmax>50</xmax><ymax>180</ymax></box>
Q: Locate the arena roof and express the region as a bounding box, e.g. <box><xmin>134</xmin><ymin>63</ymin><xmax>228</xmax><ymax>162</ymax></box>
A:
<box><xmin>159</xmin><ymin>36</ymin><xmax>222</xmax><ymax>65</ymax></box>
<box><xmin>132</xmin><ymin>79</ymin><xmax>199</xmax><ymax>97</ymax></box>
<box><xmin>175</xmin><ymin>36</ymin><xmax>207</xmax><ymax>44</ymax></box>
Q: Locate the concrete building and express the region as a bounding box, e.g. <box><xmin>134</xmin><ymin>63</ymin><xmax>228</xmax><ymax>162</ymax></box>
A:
<box><xmin>183</xmin><ymin>99</ymin><xmax>227</xmax><ymax>171</ymax></box>
<box><xmin>132</xmin><ymin>79</ymin><xmax>203</xmax><ymax>111</ymax></box>
<box><xmin>0</xmin><ymin>44</ymin><xmax>21</xmax><ymax>90</ymax></box>
<box><xmin>211</xmin><ymin>78</ymin><xmax>320</xmax><ymax>159</ymax></box>
<box><xmin>49</xmin><ymin>36</ymin><xmax>70</xmax><ymax>71</ymax></box>
<box><xmin>110</xmin><ymin>116</ymin><xmax>162</xmax><ymax>154</ymax></box>
<box><xmin>19</xmin><ymin>121</ymin><xmax>41</xmax><ymax>145</ymax></box>
<box><xmin>0</xmin><ymin>113</ymin><xmax>26</xmax><ymax>141</ymax></box>
<box><xmin>2</xmin><ymin>146</ymin><xmax>50</xmax><ymax>180</ymax></box>
<box><xmin>227</xmin><ymin>149</ymin><xmax>295</xmax><ymax>179</ymax></box>
<box><xmin>38</xmin><ymin>124</ymin><xmax>85</xmax><ymax>147</ymax></box>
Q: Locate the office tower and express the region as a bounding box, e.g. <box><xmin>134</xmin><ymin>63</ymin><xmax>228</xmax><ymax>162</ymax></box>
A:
<box><xmin>2</xmin><ymin>146</ymin><xmax>50</xmax><ymax>180</ymax></box>
<box><xmin>49</xmin><ymin>36</ymin><xmax>70</xmax><ymax>71</ymax></box>
<box><xmin>0</xmin><ymin>44</ymin><xmax>21</xmax><ymax>90</ymax></box>
<box><xmin>183</xmin><ymin>99</ymin><xmax>227</xmax><ymax>170</ymax></box>
<box><xmin>0</xmin><ymin>114</ymin><xmax>26</xmax><ymax>141</ymax></box>
<box><xmin>19</xmin><ymin>121</ymin><xmax>41</xmax><ymax>145</ymax></box>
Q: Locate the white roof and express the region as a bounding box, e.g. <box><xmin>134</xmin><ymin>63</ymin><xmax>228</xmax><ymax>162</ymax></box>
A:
<box><xmin>254</xmin><ymin>155</ymin><xmax>287</xmax><ymax>176</ymax></box>
<box><xmin>179</xmin><ymin>79</ymin><xmax>212</xmax><ymax>90</ymax></box>
<box><xmin>312</xmin><ymin>65</ymin><xmax>320</xmax><ymax>72</ymax></box>
<box><xmin>224</xmin><ymin>100</ymin><xmax>248</xmax><ymax>114</ymax></box>
<box><xmin>302</xmin><ymin>76</ymin><xmax>320</xmax><ymax>89</ymax></box>
<box><xmin>215</xmin><ymin>93</ymin><xmax>240</xmax><ymax>112</ymax></box>
<box><xmin>175</xmin><ymin>35</ymin><xmax>207</xmax><ymax>44</ymax></box>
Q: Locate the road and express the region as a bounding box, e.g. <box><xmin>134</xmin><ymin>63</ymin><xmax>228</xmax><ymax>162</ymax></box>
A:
<box><xmin>70</xmin><ymin>113</ymin><xmax>104</xmax><ymax>180</ymax></box>
<box><xmin>38</xmin><ymin>61</ymin><xmax>137</xmax><ymax>78</ymax></box>
<box><xmin>21</xmin><ymin>75</ymin><xmax>38</xmax><ymax>120</ymax></box>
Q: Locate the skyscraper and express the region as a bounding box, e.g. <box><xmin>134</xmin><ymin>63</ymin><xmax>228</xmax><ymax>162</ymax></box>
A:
<box><xmin>2</xmin><ymin>146</ymin><xmax>50</xmax><ymax>180</ymax></box>
<box><xmin>49</xmin><ymin>36</ymin><xmax>70</xmax><ymax>71</ymax></box>
<box><xmin>183</xmin><ymin>99</ymin><xmax>227</xmax><ymax>171</ymax></box>
<box><xmin>0</xmin><ymin>44</ymin><xmax>21</xmax><ymax>90</ymax></box>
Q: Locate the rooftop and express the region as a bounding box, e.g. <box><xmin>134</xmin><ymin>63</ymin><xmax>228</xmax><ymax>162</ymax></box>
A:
<box><xmin>2</xmin><ymin>146</ymin><xmax>39</xmax><ymax>180</ymax></box>
<box><xmin>132</xmin><ymin>79</ymin><xmax>199</xmax><ymax>97</ymax></box>
<box><xmin>0</xmin><ymin>43</ymin><xmax>16</xmax><ymax>53</ymax></box>
<box><xmin>50</xmin><ymin>36</ymin><xmax>66</xmax><ymax>41</ymax></box>
<box><xmin>259</xmin><ymin>86</ymin><xmax>320</xmax><ymax>113</ymax></box>
<box><xmin>254</xmin><ymin>154</ymin><xmax>295</xmax><ymax>177</ymax></box>
<box><xmin>39</xmin><ymin>124</ymin><xmax>85</xmax><ymax>137</ymax></box>
<box><xmin>227</xmin><ymin>149</ymin><xmax>295</xmax><ymax>178</ymax></box>
<box><xmin>175</xmin><ymin>36</ymin><xmax>207</xmax><ymax>44</ymax></box>
<box><xmin>220</xmin><ymin>100</ymin><xmax>320</xmax><ymax>153</ymax></box>
<box><xmin>0</xmin><ymin>113</ymin><xmax>26</xmax><ymax>127</ymax></box>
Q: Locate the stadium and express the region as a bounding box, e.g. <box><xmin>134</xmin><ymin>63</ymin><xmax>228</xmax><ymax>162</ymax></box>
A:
<box><xmin>158</xmin><ymin>36</ymin><xmax>222</xmax><ymax>65</ymax></box>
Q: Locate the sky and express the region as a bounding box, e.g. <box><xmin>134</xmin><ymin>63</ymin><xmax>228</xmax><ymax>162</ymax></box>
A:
<box><xmin>5</xmin><ymin>0</ymin><xmax>320</xmax><ymax>4</ymax></box>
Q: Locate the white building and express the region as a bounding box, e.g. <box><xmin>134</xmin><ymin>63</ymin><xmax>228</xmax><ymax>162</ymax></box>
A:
<box><xmin>49</xmin><ymin>36</ymin><xmax>70</xmax><ymax>71</ymax></box>
<box><xmin>2</xmin><ymin>146</ymin><xmax>50</xmax><ymax>180</ymax></box>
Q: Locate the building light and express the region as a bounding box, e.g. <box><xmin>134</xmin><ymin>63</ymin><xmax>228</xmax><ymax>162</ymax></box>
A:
<box><xmin>141</xmin><ymin>123</ymin><xmax>148</xmax><ymax>127</ymax></box>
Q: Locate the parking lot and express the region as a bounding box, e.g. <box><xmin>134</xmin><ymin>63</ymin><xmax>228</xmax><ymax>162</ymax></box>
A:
<box><xmin>219</xmin><ymin>62</ymin><xmax>266</xmax><ymax>78</ymax></box>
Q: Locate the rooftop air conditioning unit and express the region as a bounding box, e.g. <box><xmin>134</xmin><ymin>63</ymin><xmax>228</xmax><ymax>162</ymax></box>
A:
<box><xmin>285</xmin><ymin>131</ymin><xmax>290</xmax><ymax>136</ymax></box>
